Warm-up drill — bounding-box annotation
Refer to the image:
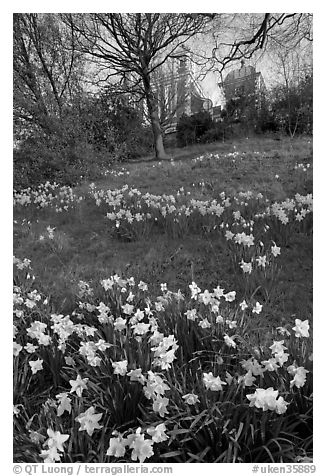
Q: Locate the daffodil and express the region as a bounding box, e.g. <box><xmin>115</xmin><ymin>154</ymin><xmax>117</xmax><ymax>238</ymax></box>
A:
<box><xmin>107</xmin><ymin>435</ymin><xmax>128</xmax><ymax>458</ymax></box>
<box><xmin>225</xmin><ymin>371</ymin><xmax>234</xmax><ymax>385</ymax></box>
<box><xmin>211</xmin><ymin>302</ymin><xmax>220</xmax><ymax>313</ymax></box>
<box><xmin>29</xmin><ymin>430</ymin><xmax>46</xmax><ymax>444</ymax></box>
<box><xmin>276</xmin><ymin>326</ymin><xmax>291</xmax><ymax>336</ymax></box>
<box><xmin>152</xmin><ymin>396</ymin><xmax>169</xmax><ymax>417</ymax></box>
<box><xmin>203</xmin><ymin>372</ymin><xmax>227</xmax><ymax>391</ymax></box>
<box><xmin>213</xmin><ymin>286</ymin><xmax>224</xmax><ymax>298</ymax></box>
<box><xmin>75</xmin><ymin>406</ymin><xmax>103</xmax><ymax>436</ymax></box>
<box><xmin>240</xmin><ymin>260</ymin><xmax>252</xmax><ymax>274</ymax></box>
<box><xmin>13</xmin><ymin>404</ymin><xmax>21</xmax><ymax>415</ymax></box>
<box><xmin>275</xmin><ymin>396</ymin><xmax>290</xmax><ymax>414</ymax></box>
<box><xmin>200</xmin><ymin>290</ymin><xmax>212</xmax><ymax>305</ymax></box>
<box><xmin>144</xmin><ymin>372</ymin><xmax>170</xmax><ymax>400</ymax></box>
<box><xmin>184</xmin><ymin>309</ymin><xmax>198</xmax><ymax>321</ymax></box>
<box><xmin>147</xmin><ymin>423</ymin><xmax>168</xmax><ymax>443</ymax></box>
<box><xmin>149</xmin><ymin>330</ymin><xmax>165</xmax><ymax>345</ymax></box>
<box><xmin>271</xmin><ymin>244</ymin><xmax>281</xmax><ymax>257</ymax></box>
<box><xmin>224</xmin><ymin>334</ymin><xmax>237</xmax><ymax>348</ymax></box>
<box><xmin>241</xmin><ymin>358</ymin><xmax>265</xmax><ymax>376</ymax></box>
<box><xmin>45</xmin><ymin>429</ymin><xmax>70</xmax><ymax>452</ymax></box>
<box><xmin>114</xmin><ymin>317</ymin><xmax>127</xmax><ymax>331</ymax></box>
<box><xmin>288</xmin><ymin>366</ymin><xmax>309</xmax><ymax>388</ymax></box>
<box><xmin>261</xmin><ymin>358</ymin><xmax>279</xmax><ymax>372</ymax></box>
<box><xmin>127</xmin><ymin>368</ymin><xmax>146</xmax><ymax>385</ymax></box>
<box><xmin>65</xmin><ymin>356</ymin><xmax>75</xmax><ymax>366</ymax></box>
<box><xmin>247</xmin><ymin>388</ymin><xmax>279</xmax><ymax>411</ymax></box>
<box><xmin>112</xmin><ymin>359</ymin><xmax>128</xmax><ymax>376</ymax></box>
<box><xmin>13</xmin><ymin>342</ymin><xmax>22</xmax><ymax>357</ymax></box>
<box><xmin>24</xmin><ymin>343</ymin><xmax>38</xmax><ymax>353</ymax></box>
<box><xmin>182</xmin><ymin>393</ymin><xmax>200</xmax><ymax>405</ymax></box>
<box><xmin>224</xmin><ymin>291</ymin><xmax>236</xmax><ymax>302</ymax></box>
<box><xmin>29</xmin><ymin>358</ymin><xmax>43</xmax><ymax>374</ymax></box>
<box><xmin>153</xmin><ymin>348</ymin><xmax>177</xmax><ymax>370</ymax></box>
<box><xmin>130</xmin><ymin>309</ymin><xmax>145</xmax><ymax>324</ymax></box>
<box><xmin>69</xmin><ymin>374</ymin><xmax>88</xmax><ymax>397</ymax></box>
<box><xmin>226</xmin><ymin>319</ymin><xmax>237</xmax><ymax>329</ymax></box>
<box><xmin>40</xmin><ymin>446</ymin><xmax>62</xmax><ymax>463</ymax></box>
<box><xmin>252</xmin><ymin>302</ymin><xmax>263</xmax><ymax>314</ymax></box>
<box><xmin>138</xmin><ymin>281</ymin><xmax>148</xmax><ymax>291</ymax></box>
<box><xmin>56</xmin><ymin>392</ymin><xmax>72</xmax><ymax>417</ymax></box>
<box><xmin>216</xmin><ymin>315</ymin><xmax>224</xmax><ymax>324</ymax></box>
<box><xmin>132</xmin><ymin>322</ymin><xmax>151</xmax><ymax>335</ymax></box>
<box><xmin>274</xmin><ymin>352</ymin><xmax>289</xmax><ymax>366</ymax></box>
<box><xmin>256</xmin><ymin>255</ymin><xmax>267</xmax><ymax>268</ymax></box>
<box><xmin>129</xmin><ymin>429</ymin><xmax>154</xmax><ymax>463</ymax></box>
<box><xmin>155</xmin><ymin>301</ymin><xmax>164</xmax><ymax>312</ymax></box>
<box><xmin>101</xmin><ymin>277</ymin><xmax>115</xmax><ymax>290</ymax></box>
<box><xmin>238</xmin><ymin>370</ymin><xmax>256</xmax><ymax>387</ymax></box>
<box><xmin>292</xmin><ymin>319</ymin><xmax>310</xmax><ymax>338</ymax></box>
<box><xmin>95</xmin><ymin>339</ymin><xmax>112</xmax><ymax>352</ymax></box>
<box><xmin>269</xmin><ymin>340</ymin><xmax>287</xmax><ymax>355</ymax></box>
<box><xmin>198</xmin><ymin>318</ymin><xmax>211</xmax><ymax>329</ymax></box>
<box><xmin>189</xmin><ymin>282</ymin><xmax>201</xmax><ymax>300</ymax></box>
<box><xmin>225</xmin><ymin>230</ymin><xmax>234</xmax><ymax>240</ymax></box>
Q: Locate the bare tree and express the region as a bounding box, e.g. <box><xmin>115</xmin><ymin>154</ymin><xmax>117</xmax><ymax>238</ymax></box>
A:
<box><xmin>209</xmin><ymin>13</ymin><xmax>312</xmax><ymax>73</ymax></box>
<box><xmin>13</xmin><ymin>13</ymin><xmax>84</xmax><ymax>138</ymax></box>
<box><xmin>65</xmin><ymin>13</ymin><xmax>214</xmax><ymax>159</ymax></box>
<box><xmin>270</xmin><ymin>49</ymin><xmax>312</xmax><ymax>137</ymax></box>
<box><xmin>151</xmin><ymin>61</ymin><xmax>183</xmax><ymax>132</ymax></box>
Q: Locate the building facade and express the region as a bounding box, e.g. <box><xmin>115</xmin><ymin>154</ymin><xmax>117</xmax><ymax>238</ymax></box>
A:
<box><xmin>153</xmin><ymin>53</ymin><xmax>212</xmax><ymax>134</ymax></box>
<box><xmin>218</xmin><ymin>60</ymin><xmax>266</xmax><ymax>109</ymax></box>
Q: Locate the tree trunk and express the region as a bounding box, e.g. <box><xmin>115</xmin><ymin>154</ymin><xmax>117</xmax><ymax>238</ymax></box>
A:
<box><xmin>143</xmin><ymin>79</ymin><xmax>169</xmax><ymax>160</ymax></box>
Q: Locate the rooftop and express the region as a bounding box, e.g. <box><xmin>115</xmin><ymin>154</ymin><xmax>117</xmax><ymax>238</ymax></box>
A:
<box><xmin>224</xmin><ymin>61</ymin><xmax>257</xmax><ymax>83</ymax></box>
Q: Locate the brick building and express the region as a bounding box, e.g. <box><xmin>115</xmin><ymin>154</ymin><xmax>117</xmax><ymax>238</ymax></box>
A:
<box><xmin>218</xmin><ymin>60</ymin><xmax>266</xmax><ymax>108</ymax></box>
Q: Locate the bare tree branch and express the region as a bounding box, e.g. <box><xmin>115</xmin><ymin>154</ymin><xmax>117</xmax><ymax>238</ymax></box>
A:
<box><xmin>65</xmin><ymin>13</ymin><xmax>214</xmax><ymax>159</ymax></box>
<box><xmin>210</xmin><ymin>13</ymin><xmax>312</xmax><ymax>73</ymax></box>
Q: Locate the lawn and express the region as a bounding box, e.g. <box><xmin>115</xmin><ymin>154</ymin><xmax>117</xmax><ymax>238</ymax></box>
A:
<box><xmin>13</xmin><ymin>135</ymin><xmax>313</xmax><ymax>463</ymax></box>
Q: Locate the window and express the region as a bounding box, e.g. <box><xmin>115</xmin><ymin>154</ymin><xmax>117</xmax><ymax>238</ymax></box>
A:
<box><xmin>235</xmin><ymin>85</ymin><xmax>245</xmax><ymax>96</ymax></box>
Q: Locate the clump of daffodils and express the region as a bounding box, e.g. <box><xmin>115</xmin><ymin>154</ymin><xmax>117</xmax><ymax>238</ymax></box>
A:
<box><xmin>14</xmin><ymin>250</ymin><xmax>312</xmax><ymax>463</ymax></box>
<box><xmin>246</xmin><ymin>388</ymin><xmax>289</xmax><ymax>414</ymax></box>
<box><xmin>40</xmin><ymin>429</ymin><xmax>70</xmax><ymax>463</ymax></box>
<box><xmin>151</xmin><ymin>334</ymin><xmax>179</xmax><ymax>370</ymax></box>
<box><xmin>107</xmin><ymin>425</ymin><xmax>168</xmax><ymax>463</ymax></box>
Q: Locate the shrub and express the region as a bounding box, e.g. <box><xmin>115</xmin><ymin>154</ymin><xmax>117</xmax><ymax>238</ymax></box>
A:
<box><xmin>176</xmin><ymin>111</ymin><xmax>214</xmax><ymax>147</ymax></box>
<box><xmin>176</xmin><ymin>114</ymin><xmax>195</xmax><ymax>147</ymax></box>
<box><xmin>84</xmin><ymin>91</ymin><xmax>153</xmax><ymax>160</ymax></box>
<box><xmin>13</xmin><ymin>90</ymin><xmax>154</xmax><ymax>189</ymax></box>
<box><xmin>200</xmin><ymin>124</ymin><xmax>225</xmax><ymax>143</ymax></box>
<box><xmin>13</xmin><ymin>134</ymin><xmax>111</xmax><ymax>190</ymax></box>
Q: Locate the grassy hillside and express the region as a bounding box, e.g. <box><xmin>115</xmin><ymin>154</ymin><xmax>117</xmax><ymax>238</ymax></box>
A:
<box><xmin>14</xmin><ymin>136</ymin><xmax>312</xmax><ymax>318</ymax></box>
<box><xmin>13</xmin><ymin>136</ymin><xmax>313</xmax><ymax>463</ymax></box>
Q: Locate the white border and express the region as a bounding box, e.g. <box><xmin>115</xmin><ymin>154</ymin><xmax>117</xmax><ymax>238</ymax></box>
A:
<box><xmin>2</xmin><ymin>4</ymin><xmax>324</xmax><ymax>475</ymax></box>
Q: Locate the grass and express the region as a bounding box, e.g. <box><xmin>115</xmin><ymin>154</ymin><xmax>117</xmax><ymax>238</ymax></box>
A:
<box><xmin>14</xmin><ymin>136</ymin><xmax>312</xmax><ymax>317</ymax></box>
<box><xmin>13</xmin><ymin>135</ymin><xmax>313</xmax><ymax>463</ymax></box>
